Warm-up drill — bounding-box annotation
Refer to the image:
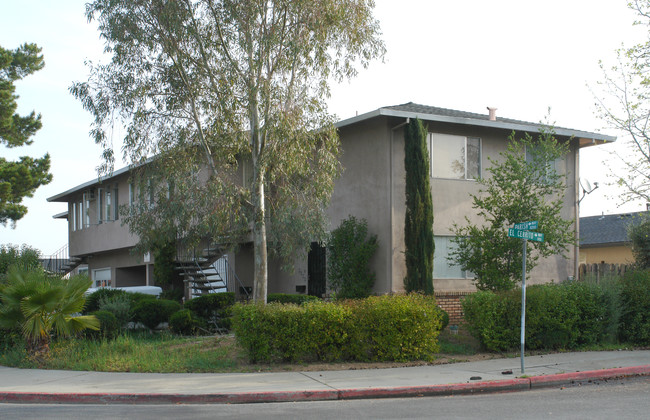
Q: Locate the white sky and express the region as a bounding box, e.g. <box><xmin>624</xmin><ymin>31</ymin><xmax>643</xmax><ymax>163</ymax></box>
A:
<box><xmin>0</xmin><ymin>0</ymin><xmax>646</xmax><ymax>255</ymax></box>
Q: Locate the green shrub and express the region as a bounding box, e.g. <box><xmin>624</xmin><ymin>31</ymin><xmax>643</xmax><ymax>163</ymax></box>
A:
<box><xmin>437</xmin><ymin>307</ymin><xmax>450</xmax><ymax>330</ymax></box>
<box><xmin>90</xmin><ymin>310</ymin><xmax>120</xmax><ymax>339</ymax></box>
<box><xmin>232</xmin><ymin>294</ymin><xmax>442</xmax><ymax>363</ymax></box>
<box><xmin>184</xmin><ymin>292</ymin><xmax>235</xmax><ymax>332</ymax></box>
<box><xmin>160</xmin><ymin>288</ymin><xmax>184</xmax><ymax>303</ymax></box>
<box><xmin>348</xmin><ymin>295</ymin><xmax>442</xmax><ymax>362</ymax></box>
<box><xmin>98</xmin><ymin>293</ymin><xmax>133</xmax><ymax>328</ymax></box>
<box><xmin>525</xmin><ymin>285</ymin><xmax>580</xmax><ymax>350</ymax></box>
<box><xmin>619</xmin><ymin>270</ymin><xmax>650</xmax><ymax>345</ymax></box>
<box><xmin>462</xmin><ymin>290</ymin><xmax>520</xmax><ymax>352</ymax></box>
<box><xmin>132</xmin><ymin>299</ymin><xmax>181</xmax><ymax>330</ymax></box>
<box><xmin>169</xmin><ymin>309</ymin><xmax>200</xmax><ymax>335</ymax></box>
<box><xmin>463</xmin><ymin>282</ymin><xmax>622</xmax><ymax>352</ymax></box>
<box><xmin>184</xmin><ymin>292</ymin><xmax>235</xmax><ymax>319</ymax></box>
<box><xmin>128</xmin><ymin>292</ymin><xmax>158</xmax><ymax>306</ymax></box>
<box><xmin>327</xmin><ymin>216</ymin><xmax>378</xmax><ymax>299</ymax></box>
<box><xmin>84</xmin><ymin>288</ymin><xmax>129</xmax><ymax>314</ymax></box>
<box><xmin>0</xmin><ymin>244</ymin><xmax>41</xmax><ymax>282</ymax></box>
<box><xmin>267</xmin><ymin>293</ymin><xmax>320</xmax><ymax>305</ymax></box>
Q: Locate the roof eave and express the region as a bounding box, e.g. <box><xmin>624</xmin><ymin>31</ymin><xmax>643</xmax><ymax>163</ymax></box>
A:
<box><xmin>46</xmin><ymin>164</ymin><xmax>134</xmax><ymax>203</ymax></box>
<box><xmin>336</xmin><ymin>108</ymin><xmax>616</xmax><ymax>144</ymax></box>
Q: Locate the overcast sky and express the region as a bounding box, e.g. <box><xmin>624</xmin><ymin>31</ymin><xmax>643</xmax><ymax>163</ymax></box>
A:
<box><xmin>1</xmin><ymin>0</ymin><xmax>646</xmax><ymax>255</ymax></box>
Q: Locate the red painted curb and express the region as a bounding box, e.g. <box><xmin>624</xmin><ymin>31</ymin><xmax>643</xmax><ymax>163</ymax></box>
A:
<box><xmin>0</xmin><ymin>365</ymin><xmax>648</xmax><ymax>405</ymax></box>
<box><xmin>339</xmin><ymin>378</ymin><xmax>531</xmax><ymax>400</ymax></box>
<box><xmin>529</xmin><ymin>365</ymin><xmax>650</xmax><ymax>389</ymax></box>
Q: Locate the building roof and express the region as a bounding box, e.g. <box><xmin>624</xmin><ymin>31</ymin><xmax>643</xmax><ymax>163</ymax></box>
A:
<box><xmin>580</xmin><ymin>212</ymin><xmax>648</xmax><ymax>247</ymax></box>
<box><xmin>49</xmin><ymin>102</ymin><xmax>617</xmax><ymax>203</ymax></box>
<box><xmin>336</xmin><ymin>102</ymin><xmax>616</xmax><ymax>148</ymax></box>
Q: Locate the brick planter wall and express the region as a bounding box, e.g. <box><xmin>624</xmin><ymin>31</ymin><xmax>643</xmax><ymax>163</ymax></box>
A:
<box><xmin>435</xmin><ymin>292</ymin><xmax>473</xmax><ymax>326</ymax></box>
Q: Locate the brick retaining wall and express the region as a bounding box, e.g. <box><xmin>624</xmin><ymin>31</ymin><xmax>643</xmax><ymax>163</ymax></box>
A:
<box><xmin>435</xmin><ymin>292</ymin><xmax>473</xmax><ymax>326</ymax></box>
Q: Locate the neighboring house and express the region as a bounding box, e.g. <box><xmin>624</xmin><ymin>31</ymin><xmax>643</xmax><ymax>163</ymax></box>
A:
<box><xmin>579</xmin><ymin>212</ymin><xmax>647</xmax><ymax>265</ymax></box>
<box><xmin>48</xmin><ymin>102</ymin><xmax>614</xmax><ymax>298</ymax></box>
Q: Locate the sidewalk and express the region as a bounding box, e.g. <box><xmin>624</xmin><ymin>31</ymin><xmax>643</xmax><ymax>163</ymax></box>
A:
<box><xmin>0</xmin><ymin>350</ymin><xmax>648</xmax><ymax>404</ymax></box>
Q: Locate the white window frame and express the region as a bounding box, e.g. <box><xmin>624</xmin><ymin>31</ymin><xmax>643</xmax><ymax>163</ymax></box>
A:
<box><xmin>83</xmin><ymin>192</ymin><xmax>91</xmax><ymax>227</ymax></box>
<box><xmin>433</xmin><ymin>236</ymin><xmax>475</xmax><ymax>280</ymax></box>
<box><xmin>113</xmin><ymin>184</ymin><xmax>119</xmax><ymax>220</ymax></box>
<box><xmin>92</xmin><ymin>267</ymin><xmax>112</xmax><ymax>288</ymax></box>
<box><xmin>97</xmin><ymin>187</ymin><xmax>104</xmax><ymax>224</ymax></box>
<box><xmin>72</xmin><ymin>202</ymin><xmax>77</xmax><ymax>232</ymax></box>
<box><xmin>525</xmin><ymin>145</ymin><xmax>563</xmax><ymax>183</ymax></box>
<box><xmin>429</xmin><ymin>133</ymin><xmax>481</xmax><ymax>180</ymax></box>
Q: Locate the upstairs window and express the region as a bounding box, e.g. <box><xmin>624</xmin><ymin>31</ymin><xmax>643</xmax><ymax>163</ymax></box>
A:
<box><xmin>433</xmin><ymin>236</ymin><xmax>474</xmax><ymax>279</ymax></box>
<box><xmin>525</xmin><ymin>145</ymin><xmax>563</xmax><ymax>184</ymax></box>
<box><xmin>430</xmin><ymin>133</ymin><xmax>481</xmax><ymax>180</ymax></box>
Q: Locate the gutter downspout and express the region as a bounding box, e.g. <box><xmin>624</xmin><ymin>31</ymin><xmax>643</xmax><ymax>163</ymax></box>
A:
<box><xmin>390</xmin><ymin>118</ymin><xmax>410</xmax><ymax>294</ymax></box>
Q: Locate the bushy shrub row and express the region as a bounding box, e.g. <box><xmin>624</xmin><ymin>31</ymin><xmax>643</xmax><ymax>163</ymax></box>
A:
<box><xmin>619</xmin><ymin>270</ymin><xmax>650</xmax><ymax>344</ymax></box>
<box><xmin>232</xmin><ymin>294</ymin><xmax>443</xmax><ymax>363</ymax></box>
<box><xmin>182</xmin><ymin>292</ymin><xmax>235</xmax><ymax>333</ymax></box>
<box><xmin>462</xmin><ymin>278</ymin><xmax>630</xmax><ymax>352</ymax></box>
<box><xmin>267</xmin><ymin>293</ymin><xmax>320</xmax><ymax>305</ymax></box>
<box><xmin>83</xmin><ymin>289</ymin><xmax>181</xmax><ymax>336</ymax></box>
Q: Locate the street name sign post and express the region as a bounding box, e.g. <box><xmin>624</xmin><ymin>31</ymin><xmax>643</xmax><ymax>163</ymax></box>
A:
<box><xmin>513</xmin><ymin>221</ymin><xmax>538</xmax><ymax>230</ymax></box>
<box><xmin>508</xmin><ymin>228</ymin><xmax>544</xmax><ymax>242</ymax></box>
<box><xmin>507</xmin><ymin>221</ymin><xmax>544</xmax><ymax>375</ymax></box>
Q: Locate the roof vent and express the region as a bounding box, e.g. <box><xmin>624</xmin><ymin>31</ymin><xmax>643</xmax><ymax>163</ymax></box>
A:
<box><xmin>487</xmin><ymin>107</ymin><xmax>497</xmax><ymax>121</ymax></box>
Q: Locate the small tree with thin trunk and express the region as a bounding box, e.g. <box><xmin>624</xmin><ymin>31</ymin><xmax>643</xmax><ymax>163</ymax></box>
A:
<box><xmin>403</xmin><ymin>118</ymin><xmax>434</xmax><ymax>294</ymax></box>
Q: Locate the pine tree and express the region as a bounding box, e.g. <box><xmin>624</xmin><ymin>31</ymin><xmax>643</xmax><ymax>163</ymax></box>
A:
<box><xmin>0</xmin><ymin>43</ymin><xmax>52</xmax><ymax>226</ymax></box>
<box><xmin>404</xmin><ymin>118</ymin><xmax>434</xmax><ymax>294</ymax></box>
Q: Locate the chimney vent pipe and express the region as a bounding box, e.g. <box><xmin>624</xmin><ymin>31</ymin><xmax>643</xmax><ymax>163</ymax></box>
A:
<box><xmin>487</xmin><ymin>107</ymin><xmax>497</xmax><ymax>121</ymax></box>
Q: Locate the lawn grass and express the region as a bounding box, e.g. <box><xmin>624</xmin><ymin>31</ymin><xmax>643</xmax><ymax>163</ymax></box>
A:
<box><xmin>0</xmin><ymin>331</ymin><xmax>242</xmax><ymax>373</ymax></box>
<box><xmin>0</xmin><ymin>327</ymin><xmax>639</xmax><ymax>373</ymax></box>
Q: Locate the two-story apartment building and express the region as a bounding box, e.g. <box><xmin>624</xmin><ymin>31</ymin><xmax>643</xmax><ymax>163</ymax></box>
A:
<box><xmin>48</xmin><ymin>103</ymin><xmax>614</xmax><ymax>298</ymax></box>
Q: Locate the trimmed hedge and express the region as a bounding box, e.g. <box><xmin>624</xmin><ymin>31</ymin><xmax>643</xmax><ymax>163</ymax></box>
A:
<box><xmin>267</xmin><ymin>293</ymin><xmax>321</xmax><ymax>305</ymax></box>
<box><xmin>132</xmin><ymin>299</ymin><xmax>181</xmax><ymax>330</ymax></box>
<box><xmin>232</xmin><ymin>294</ymin><xmax>443</xmax><ymax>363</ymax></box>
<box><xmin>462</xmin><ymin>281</ymin><xmax>622</xmax><ymax>352</ymax></box>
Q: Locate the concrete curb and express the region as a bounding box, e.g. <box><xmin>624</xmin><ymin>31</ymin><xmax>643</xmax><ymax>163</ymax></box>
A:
<box><xmin>1</xmin><ymin>365</ymin><xmax>648</xmax><ymax>405</ymax></box>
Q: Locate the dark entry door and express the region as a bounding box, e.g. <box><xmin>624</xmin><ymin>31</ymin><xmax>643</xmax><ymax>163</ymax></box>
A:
<box><xmin>308</xmin><ymin>242</ymin><xmax>326</xmax><ymax>297</ymax></box>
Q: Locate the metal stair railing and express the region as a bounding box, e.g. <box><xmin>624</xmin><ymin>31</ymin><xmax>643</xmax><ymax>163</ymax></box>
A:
<box><xmin>42</xmin><ymin>244</ymin><xmax>83</xmax><ymax>276</ymax></box>
<box><xmin>177</xmin><ymin>243</ymin><xmax>250</xmax><ymax>300</ymax></box>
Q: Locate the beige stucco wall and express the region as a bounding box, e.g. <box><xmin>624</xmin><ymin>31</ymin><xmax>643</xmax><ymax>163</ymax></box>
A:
<box><xmin>68</xmin><ymin>172</ymin><xmax>139</xmax><ymax>257</ymax></box>
<box><xmin>86</xmin><ymin>248</ymin><xmax>151</xmax><ymax>288</ymax></box>
<box><xmin>580</xmin><ymin>245</ymin><xmax>634</xmax><ymax>265</ymax></box>
<box><xmin>328</xmin><ymin>118</ymin><xmax>392</xmax><ymax>294</ymax></box>
<box><xmin>331</xmin><ymin>116</ymin><xmax>579</xmax><ymax>295</ymax></box>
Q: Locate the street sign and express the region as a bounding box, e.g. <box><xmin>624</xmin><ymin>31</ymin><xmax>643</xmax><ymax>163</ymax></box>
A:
<box><xmin>513</xmin><ymin>221</ymin><xmax>538</xmax><ymax>231</ymax></box>
<box><xmin>508</xmin><ymin>228</ymin><xmax>544</xmax><ymax>242</ymax></box>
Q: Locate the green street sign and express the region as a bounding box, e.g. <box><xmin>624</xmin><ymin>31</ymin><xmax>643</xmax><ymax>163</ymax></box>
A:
<box><xmin>513</xmin><ymin>221</ymin><xmax>538</xmax><ymax>231</ymax></box>
<box><xmin>508</xmin><ymin>228</ymin><xmax>544</xmax><ymax>242</ymax></box>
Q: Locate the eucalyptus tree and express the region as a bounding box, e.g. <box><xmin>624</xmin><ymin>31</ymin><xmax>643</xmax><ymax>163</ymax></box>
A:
<box><xmin>71</xmin><ymin>0</ymin><xmax>385</xmax><ymax>303</ymax></box>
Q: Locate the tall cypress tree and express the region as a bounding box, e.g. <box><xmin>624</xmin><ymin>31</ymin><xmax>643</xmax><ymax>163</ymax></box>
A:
<box><xmin>404</xmin><ymin>118</ymin><xmax>434</xmax><ymax>294</ymax></box>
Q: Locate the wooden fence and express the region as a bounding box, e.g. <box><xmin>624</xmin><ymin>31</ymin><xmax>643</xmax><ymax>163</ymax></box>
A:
<box><xmin>578</xmin><ymin>263</ymin><xmax>633</xmax><ymax>282</ymax></box>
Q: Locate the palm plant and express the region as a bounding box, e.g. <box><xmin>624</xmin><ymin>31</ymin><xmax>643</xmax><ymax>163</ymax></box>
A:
<box><xmin>0</xmin><ymin>268</ymin><xmax>99</xmax><ymax>356</ymax></box>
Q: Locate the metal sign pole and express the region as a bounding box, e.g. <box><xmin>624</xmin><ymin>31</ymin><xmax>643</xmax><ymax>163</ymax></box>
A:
<box><xmin>521</xmin><ymin>238</ymin><xmax>527</xmax><ymax>374</ymax></box>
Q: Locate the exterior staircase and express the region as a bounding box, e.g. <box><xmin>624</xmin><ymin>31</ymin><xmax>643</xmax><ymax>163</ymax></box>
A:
<box><xmin>42</xmin><ymin>244</ymin><xmax>84</xmax><ymax>276</ymax></box>
<box><xmin>176</xmin><ymin>244</ymin><xmax>250</xmax><ymax>300</ymax></box>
